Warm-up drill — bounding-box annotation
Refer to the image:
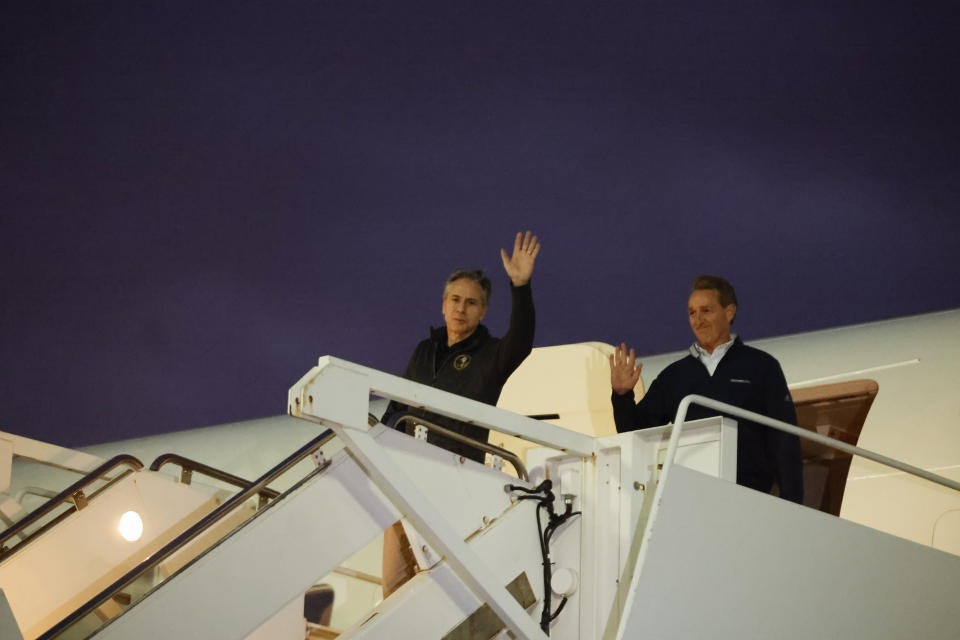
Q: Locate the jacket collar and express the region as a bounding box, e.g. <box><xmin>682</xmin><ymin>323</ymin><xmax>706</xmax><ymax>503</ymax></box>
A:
<box><xmin>688</xmin><ymin>335</ymin><xmax>743</xmax><ymax>359</ymax></box>
<box><xmin>430</xmin><ymin>324</ymin><xmax>490</xmax><ymax>350</ymax></box>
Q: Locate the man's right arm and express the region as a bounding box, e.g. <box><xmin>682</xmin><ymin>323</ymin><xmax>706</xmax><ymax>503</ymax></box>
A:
<box><xmin>610</xmin><ymin>341</ymin><xmax>666</xmax><ymax>432</ymax></box>
<box><xmin>612</xmin><ymin>389</ymin><xmax>640</xmax><ymax>432</ymax></box>
<box><xmin>612</xmin><ymin>377</ymin><xmax>673</xmax><ymax>432</ymax></box>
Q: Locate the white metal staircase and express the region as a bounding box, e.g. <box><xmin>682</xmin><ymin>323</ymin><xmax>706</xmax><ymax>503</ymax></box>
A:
<box><xmin>1</xmin><ymin>356</ymin><xmax>959</xmax><ymax>639</ymax></box>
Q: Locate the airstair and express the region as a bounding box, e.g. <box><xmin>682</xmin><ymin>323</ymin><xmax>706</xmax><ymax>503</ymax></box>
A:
<box><xmin>1</xmin><ymin>356</ymin><xmax>959</xmax><ymax>639</ymax></box>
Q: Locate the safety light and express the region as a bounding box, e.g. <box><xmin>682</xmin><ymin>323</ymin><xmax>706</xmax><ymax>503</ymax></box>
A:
<box><xmin>118</xmin><ymin>511</ymin><xmax>143</xmax><ymax>542</ymax></box>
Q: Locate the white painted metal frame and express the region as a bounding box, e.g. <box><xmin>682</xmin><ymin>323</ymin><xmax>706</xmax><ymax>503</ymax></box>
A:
<box><xmin>289</xmin><ymin>356</ymin><xmax>597</xmax><ymax>640</ymax></box>
<box><xmin>619</xmin><ymin>392</ymin><xmax>960</xmax><ymax>640</ymax></box>
<box><xmin>290</xmin><ymin>356</ymin><xmax>594</xmax><ymax>457</ymax></box>
<box><xmin>0</xmin><ymin>431</ymin><xmax>105</xmax><ymax>475</ymax></box>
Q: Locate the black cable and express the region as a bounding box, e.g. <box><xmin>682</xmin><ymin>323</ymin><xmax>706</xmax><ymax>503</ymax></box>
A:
<box><xmin>506</xmin><ymin>480</ymin><xmax>580</xmax><ymax>636</ymax></box>
<box><xmin>536</xmin><ymin>503</ymin><xmax>552</xmax><ymax>634</ymax></box>
<box><xmin>549</xmin><ymin>596</ymin><xmax>568</xmax><ymax>621</ymax></box>
<box><xmin>505</xmin><ymin>479</ymin><xmax>553</xmax><ymax>494</ymax></box>
<box><xmin>539</xmin><ymin>486</ymin><xmax>559</xmax><ymax>633</ymax></box>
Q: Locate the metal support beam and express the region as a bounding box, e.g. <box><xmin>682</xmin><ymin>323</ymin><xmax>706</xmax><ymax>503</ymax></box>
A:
<box><xmin>333</xmin><ymin>426</ymin><xmax>547</xmax><ymax>638</ymax></box>
<box><xmin>290</xmin><ymin>356</ymin><xmax>594</xmax><ymax>458</ymax></box>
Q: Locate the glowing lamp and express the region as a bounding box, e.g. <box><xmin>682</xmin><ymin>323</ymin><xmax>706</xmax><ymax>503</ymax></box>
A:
<box><xmin>118</xmin><ymin>511</ymin><xmax>144</xmax><ymax>542</ymax></box>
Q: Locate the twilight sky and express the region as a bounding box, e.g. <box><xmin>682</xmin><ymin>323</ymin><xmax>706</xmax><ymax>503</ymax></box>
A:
<box><xmin>2</xmin><ymin>2</ymin><xmax>958</xmax><ymax>447</ymax></box>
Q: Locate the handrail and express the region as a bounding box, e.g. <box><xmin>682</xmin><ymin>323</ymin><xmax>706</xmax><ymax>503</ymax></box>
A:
<box><xmin>149</xmin><ymin>453</ymin><xmax>281</xmax><ymax>502</ymax></box>
<box><xmin>665</xmin><ymin>394</ymin><xmax>960</xmax><ymax>494</ymax></box>
<box><xmin>629</xmin><ymin>393</ymin><xmax>960</xmax><ymax>616</ymax></box>
<box><xmin>0</xmin><ymin>454</ymin><xmax>144</xmax><ymax>557</ymax></box>
<box><xmin>393</xmin><ymin>414</ymin><xmax>529</xmax><ymax>481</ymax></box>
<box><xmin>39</xmin><ymin>429</ymin><xmax>336</xmax><ymax>640</ymax></box>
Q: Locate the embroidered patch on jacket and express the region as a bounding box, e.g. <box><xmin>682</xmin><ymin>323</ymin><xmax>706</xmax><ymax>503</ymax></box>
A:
<box><xmin>729</xmin><ymin>378</ymin><xmax>751</xmax><ymax>384</ymax></box>
<box><xmin>453</xmin><ymin>354</ymin><xmax>472</xmax><ymax>371</ymax></box>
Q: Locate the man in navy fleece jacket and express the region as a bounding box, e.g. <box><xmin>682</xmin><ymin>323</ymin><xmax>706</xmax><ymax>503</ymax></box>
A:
<box><xmin>609</xmin><ymin>275</ymin><xmax>804</xmax><ymax>503</ymax></box>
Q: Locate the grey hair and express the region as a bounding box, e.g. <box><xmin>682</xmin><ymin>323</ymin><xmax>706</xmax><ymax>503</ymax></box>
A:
<box><xmin>443</xmin><ymin>269</ymin><xmax>492</xmax><ymax>307</ymax></box>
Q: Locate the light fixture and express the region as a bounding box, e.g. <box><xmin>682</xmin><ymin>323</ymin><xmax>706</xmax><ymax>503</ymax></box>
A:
<box><xmin>118</xmin><ymin>511</ymin><xmax>144</xmax><ymax>542</ymax></box>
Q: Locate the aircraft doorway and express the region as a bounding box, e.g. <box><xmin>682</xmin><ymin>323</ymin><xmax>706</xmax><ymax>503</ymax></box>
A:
<box><xmin>791</xmin><ymin>379</ymin><xmax>879</xmax><ymax>515</ymax></box>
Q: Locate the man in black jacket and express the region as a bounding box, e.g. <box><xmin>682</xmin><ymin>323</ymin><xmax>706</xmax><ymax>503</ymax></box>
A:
<box><xmin>609</xmin><ymin>275</ymin><xmax>803</xmax><ymax>503</ymax></box>
<box><xmin>381</xmin><ymin>231</ymin><xmax>540</xmax><ymax>596</ymax></box>
<box><xmin>383</xmin><ymin>230</ymin><xmax>540</xmax><ymax>461</ymax></box>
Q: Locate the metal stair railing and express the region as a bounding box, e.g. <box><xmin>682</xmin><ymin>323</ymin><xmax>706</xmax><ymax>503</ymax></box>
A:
<box><xmin>0</xmin><ymin>455</ymin><xmax>143</xmax><ymax>560</ymax></box>
<box><xmin>392</xmin><ymin>414</ymin><xmax>529</xmax><ymax>481</ymax></box>
<box><xmin>37</xmin><ymin>429</ymin><xmax>335</xmax><ymax>640</ymax></box>
<box><xmin>149</xmin><ymin>453</ymin><xmax>281</xmax><ymax>507</ymax></box>
<box><xmin>626</xmin><ymin>393</ymin><xmax>960</xmax><ymax>639</ymax></box>
<box><xmin>662</xmin><ymin>394</ymin><xmax>960</xmax><ymax>495</ymax></box>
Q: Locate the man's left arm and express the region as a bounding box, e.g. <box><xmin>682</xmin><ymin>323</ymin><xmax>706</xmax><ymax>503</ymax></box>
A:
<box><xmin>496</xmin><ymin>231</ymin><xmax>539</xmax><ymax>377</ymax></box>
<box><xmin>496</xmin><ymin>282</ymin><xmax>535</xmax><ymax>377</ymax></box>
<box><xmin>764</xmin><ymin>359</ymin><xmax>804</xmax><ymax>503</ymax></box>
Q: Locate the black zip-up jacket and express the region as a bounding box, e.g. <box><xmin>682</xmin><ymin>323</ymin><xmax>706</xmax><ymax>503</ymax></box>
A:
<box><xmin>611</xmin><ymin>337</ymin><xmax>804</xmax><ymax>503</ymax></box>
<box><xmin>384</xmin><ymin>283</ymin><xmax>535</xmax><ymax>462</ymax></box>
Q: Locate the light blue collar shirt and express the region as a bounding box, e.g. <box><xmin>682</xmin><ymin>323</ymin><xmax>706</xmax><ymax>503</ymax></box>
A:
<box><xmin>690</xmin><ymin>334</ymin><xmax>737</xmax><ymax>376</ymax></box>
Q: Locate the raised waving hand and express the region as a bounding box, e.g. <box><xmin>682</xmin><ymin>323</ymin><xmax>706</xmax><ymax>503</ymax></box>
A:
<box><xmin>610</xmin><ymin>342</ymin><xmax>642</xmax><ymax>395</ymax></box>
<box><xmin>500</xmin><ymin>231</ymin><xmax>541</xmax><ymax>286</ymax></box>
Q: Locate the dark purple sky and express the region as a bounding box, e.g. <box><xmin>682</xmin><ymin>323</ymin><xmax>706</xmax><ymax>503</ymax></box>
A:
<box><xmin>2</xmin><ymin>2</ymin><xmax>958</xmax><ymax>447</ymax></box>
